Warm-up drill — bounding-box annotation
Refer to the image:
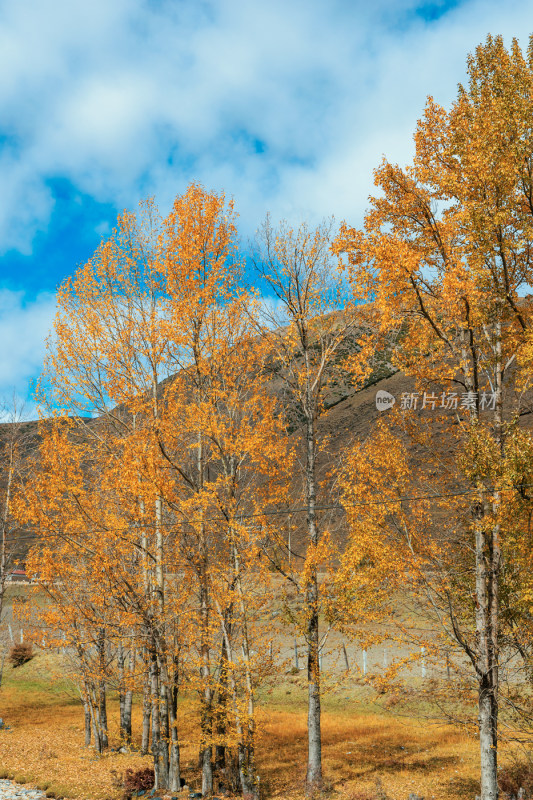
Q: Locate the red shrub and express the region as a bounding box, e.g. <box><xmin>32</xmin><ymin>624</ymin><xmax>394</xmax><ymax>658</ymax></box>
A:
<box><xmin>123</xmin><ymin>767</ymin><xmax>155</xmax><ymax>796</ymax></box>
<box><xmin>499</xmin><ymin>761</ymin><xmax>533</xmax><ymax>798</ymax></box>
<box><xmin>8</xmin><ymin>642</ymin><xmax>34</xmax><ymax>668</ymax></box>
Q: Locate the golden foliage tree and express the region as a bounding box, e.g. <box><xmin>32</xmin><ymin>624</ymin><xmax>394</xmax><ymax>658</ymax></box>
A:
<box><xmin>252</xmin><ymin>216</ymin><xmax>375</xmax><ymax>793</ymax></box>
<box><xmin>22</xmin><ymin>184</ymin><xmax>286</xmax><ymax>799</ymax></box>
<box><xmin>334</xmin><ymin>34</ymin><xmax>533</xmax><ymax>800</ymax></box>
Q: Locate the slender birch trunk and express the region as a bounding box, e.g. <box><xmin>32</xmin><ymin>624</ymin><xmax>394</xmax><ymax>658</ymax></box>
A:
<box><xmin>196</xmin><ymin>430</ymin><xmax>213</xmax><ymax>797</ymax></box>
<box><xmin>217</xmin><ymin>605</ymin><xmax>250</xmax><ymax>799</ymax></box>
<box><xmin>233</xmin><ymin>542</ymin><xmax>258</xmax><ymax>799</ymax></box>
<box><xmin>150</xmin><ymin>637</ymin><xmax>162</xmax><ymax>789</ymax></box>
<box><xmin>141</xmin><ymin>652</ymin><xmax>152</xmax><ymax>755</ymax></box>
<box><xmin>80</xmin><ymin>685</ymin><xmax>91</xmax><ymax>747</ymax></box>
<box><xmin>87</xmin><ymin>682</ymin><xmax>104</xmax><ymax>753</ymax></box>
<box><xmin>199</xmin><ymin>558</ymin><xmax>213</xmax><ymax>796</ymax></box>
<box><xmin>117</xmin><ymin>641</ymin><xmax>127</xmax><ymax>742</ymax></box>
<box><xmin>157</xmin><ymin>647</ymin><xmax>170</xmax><ymax>787</ymax></box>
<box><xmin>215</xmin><ymin>635</ymin><xmax>229</xmax><ymax>773</ymax></box>
<box><xmin>472</xmin><ymin>318</ymin><xmax>502</xmax><ymax>800</ymax></box>
<box><xmin>474</xmin><ymin>496</ymin><xmax>498</xmax><ymax>800</ymax></box>
<box><xmin>476</xmin><ymin>321</ymin><xmax>502</xmax><ymax>800</ymax></box>
<box><xmin>89</xmin><ymin>698</ymin><xmax>101</xmax><ymax>752</ymax></box>
<box><xmin>169</xmin><ymin>651</ymin><xmax>181</xmax><ymax>792</ymax></box>
<box><xmin>140</xmin><ymin>485</ymin><xmax>152</xmax><ymax>757</ymax></box>
<box><xmin>305</xmin><ymin>410</ymin><xmax>322</xmax><ymax>793</ymax></box>
<box><xmin>84</xmin><ymin>700</ymin><xmax>92</xmax><ymax>747</ymax></box>
<box><xmin>123</xmin><ymin>643</ymin><xmax>135</xmax><ymax>744</ymax></box>
<box><xmin>97</xmin><ymin>628</ymin><xmax>109</xmax><ymax>751</ymax></box>
<box><xmin>154</xmin><ymin>494</ymin><xmax>170</xmax><ymax>787</ymax></box>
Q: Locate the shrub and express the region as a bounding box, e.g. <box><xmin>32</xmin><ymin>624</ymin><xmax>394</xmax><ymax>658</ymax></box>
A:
<box><xmin>8</xmin><ymin>642</ymin><xmax>34</xmax><ymax>668</ymax></box>
<box><xmin>123</xmin><ymin>767</ymin><xmax>155</xmax><ymax>797</ymax></box>
<box><xmin>499</xmin><ymin>761</ymin><xmax>533</xmax><ymax>798</ymax></box>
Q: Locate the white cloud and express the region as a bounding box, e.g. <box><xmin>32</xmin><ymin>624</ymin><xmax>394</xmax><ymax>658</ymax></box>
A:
<box><xmin>1</xmin><ymin>0</ymin><xmax>533</xmax><ymax>250</ymax></box>
<box><xmin>0</xmin><ymin>290</ymin><xmax>56</xmax><ymax>417</ymax></box>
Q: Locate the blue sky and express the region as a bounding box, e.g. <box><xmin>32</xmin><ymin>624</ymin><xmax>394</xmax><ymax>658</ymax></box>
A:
<box><xmin>1</xmin><ymin>0</ymin><xmax>533</xmax><ymax>416</ymax></box>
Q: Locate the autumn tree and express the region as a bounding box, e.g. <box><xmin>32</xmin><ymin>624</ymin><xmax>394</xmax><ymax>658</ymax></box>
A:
<box><xmin>158</xmin><ymin>294</ymin><xmax>289</xmax><ymax>798</ymax></box>
<box><xmin>251</xmin><ymin>217</ymin><xmax>375</xmax><ymax>793</ymax></box>
<box><xmin>334</xmin><ymin>34</ymin><xmax>533</xmax><ymax>800</ymax></box>
<box><xmin>20</xmin><ymin>418</ymin><xmax>139</xmax><ymax>752</ymax></box>
<box><xmin>139</xmin><ymin>192</ymin><xmax>292</xmax><ymax>797</ymax></box>
<box><xmin>24</xmin><ymin>184</ymin><xmax>285</xmax><ymax>798</ymax></box>
<box><xmin>25</xmin><ymin>194</ymin><xmax>193</xmax><ymax>789</ymax></box>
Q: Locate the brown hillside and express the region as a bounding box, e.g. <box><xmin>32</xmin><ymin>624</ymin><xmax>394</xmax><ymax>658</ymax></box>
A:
<box><xmin>6</xmin><ymin>356</ymin><xmax>533</xmax><ymax>562</ymax></box>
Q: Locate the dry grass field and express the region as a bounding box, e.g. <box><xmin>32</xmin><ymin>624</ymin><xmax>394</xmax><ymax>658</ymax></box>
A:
<box><xmin>0</xmin><ymin>647</ymin><xmax>492</xmax><ymax>800</ymax></box>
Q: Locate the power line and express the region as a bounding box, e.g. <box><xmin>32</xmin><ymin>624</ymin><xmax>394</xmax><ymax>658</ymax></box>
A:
<box><xmin>4</xmin><ymin>484</ymin><xmax>516</xmax><ymax>545</ymax></box>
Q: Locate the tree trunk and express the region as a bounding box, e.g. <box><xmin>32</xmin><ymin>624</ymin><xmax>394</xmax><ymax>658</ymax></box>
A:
<box><xmin>117</xmin><ymin>641</ymin><xmax>127</xmax><ymax>742</ymax></box>
<box><xmin>157</xmin><ymin>647</ymin><xmax>171</xmax><ymax>788</ymax></box>
<box><xmin>84</xmin><ymin>702</ymin><xmax>92</xmax><ymax>747</ymax></box>
<box><xmin>475</xmin><ymin>319</ymin><xmax>502</xmax><ymax>800</ymax></box>
<box><xmin>91</xmin><ymin>708</ymin><xmax>100</xmax><ymax>752</ymax></box>
<box><xmin>215</xmin><ymin>627</ymin><xmax>230</xmax><ymax>773</ymax></box>
<box><xmin>88</xmin><ymin>684</ymin><xmax>102</xmax><ymax>753</ymax></box>
<box><xmin>0</xmin><ymin>645</ymin><xmax>7</xmax><ymax>690</ymax></box>
<box><xmin>169</xmin><ymin>653</ymin><xmax>181</xmax><ymax>792</ymax></box>
<box><xmin>479</xmin><ymin>673</ymin><xmax>498</xmax><ymax>800</ymax></box>
<box><xmin>123</xmin><ymin>640</ymin><xmax>134</xmax><ymax>746</ymax></box>
<box><xmin>197</xmin><ymin>427</ymin><xmax>213</xmax><ymax>799</ymax></box>
<box><xmin>81</xmin><ymin>688</ymin><xmax>91</xmax><ymax>747</ymax></box>
<box><xmin>200</xmin><ymin>571</ymin><xmax>213</xmax><ymax>798</ymax></box>
<box><xmin>234</xmin><ymin>543</ymin><xmax>258</xmax><ymax>800</ymax></box>
<box><xmin>150</xmin><ymin>639</ymin><xmax>163</xmax><ymax>789</ymax></box>
<box><xmin>305</xmin><ymin>410</ymin><xmax>322</xmax><ymax>793</ymax></box>
<box><xmin>475</xmin><ymin>501</ymin><xmax>499</xmax><ymax>800</ymax></box>
<box><xmin>98</xmin><ymin>681</ymin><xmax>108</xmax><ymax>750</ymax></box>
<box><xmin>218</xmin><ymin>598</ymin><xmax>255</xmax><ymax>800</ymax></box>
<box><xmin>141</xmin><ymin>657</ymin><xmax>151</xmax><ymax>756</ymax></box>
<box><xmin>306</xmin><ymin>578</ymin><xmax>322</xmax><ymax>793</ymax></box>
<box><xmin>140</xmin><ymin>493</ymin><xmax>151</xmax><ymax>757</ymax></box>
<box><xmin>97</xmin><ymin>629</ymin><xmax>109</xmax><ymax>751</ymax></box>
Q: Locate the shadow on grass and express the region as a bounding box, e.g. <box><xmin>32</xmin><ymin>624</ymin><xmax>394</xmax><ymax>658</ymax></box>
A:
<box><xmin>257</xmin><ymin>708</ymin><xmax>466</xmax><ymax>799</ymax></box>
<box><xmin>446</xmin><ymin>775</ymin><xmax>479</xmax><ymax>796</ymax></box>
<box><xmin>360</xmin><ymin>753</ymin><xmax>458</xmax><ymax>776</ymax></box>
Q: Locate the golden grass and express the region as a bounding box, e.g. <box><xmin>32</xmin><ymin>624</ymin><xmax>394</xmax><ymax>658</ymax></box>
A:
<box><xmin>0</xmin><ymin>652</ymin><xmax>491</xmax><ymax>799</ymax></box>
<box><xmin>258</xmin><ymin>707</ymin><xmax>482</xmax><ymax>799</ymax></box>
